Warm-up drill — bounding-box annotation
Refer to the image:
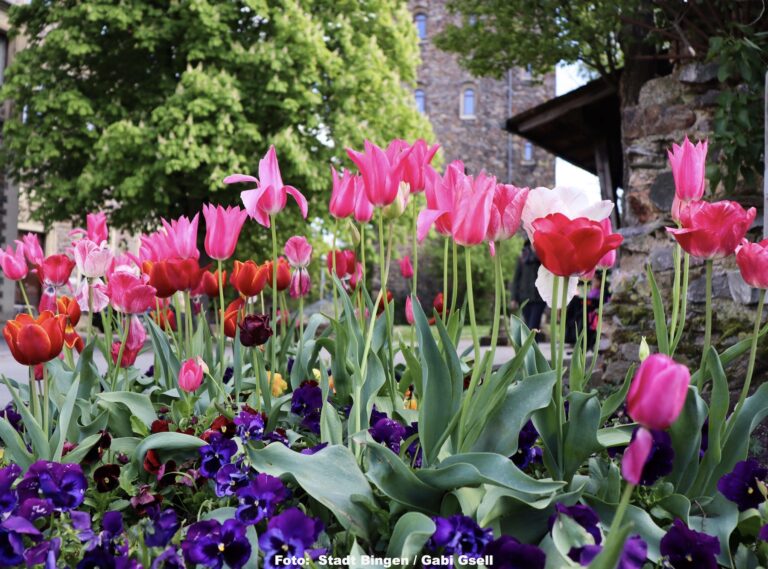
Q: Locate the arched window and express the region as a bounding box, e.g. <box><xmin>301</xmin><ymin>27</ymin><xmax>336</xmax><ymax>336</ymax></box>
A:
<box><xmin>415</xmin><ymin>13</ymin><xmax>427</xmax><ymax>40</ymax></box>
<box><xmin>415</xmin><ymin>89</ymin><xmax>426</xmax><ymax>114</ymax></box>
<box><xmin>461</xmin><ymin>88</ymin><xmax>476</xmax><ymax>118</ymax></box>
<box><xmin>523</xmin><ymin>142</ymin><xmax>534</xmax><ymax>161</ymax></box>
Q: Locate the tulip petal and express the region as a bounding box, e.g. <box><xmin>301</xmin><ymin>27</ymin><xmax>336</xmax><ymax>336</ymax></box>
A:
<box><xmin>622</xmin><ymin>428</ymin><xmax>653</xmax><ymax>485</ymax></box>
<box><xmin>285</xmin><ymin>186</ymin><xmax>308</xmax><ymax>219</ymax></box>
<box><xmin>224</xmin><ymin>174</ymin><xmax>259</xmax><ymax>185</ymax></box>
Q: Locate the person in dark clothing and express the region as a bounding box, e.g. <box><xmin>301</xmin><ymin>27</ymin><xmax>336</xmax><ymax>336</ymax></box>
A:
<box><xmin>511</xmin><ymin>240</ymin><xmax>546</xmax><ymax>333</ymax></box>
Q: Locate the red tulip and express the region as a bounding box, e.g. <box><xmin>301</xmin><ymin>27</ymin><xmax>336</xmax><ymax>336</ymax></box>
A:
<box><xmin>621</xmin><ymin>428</ymin><xmax>653</xmax><ymax>485</ymax></box>
<box><xmin>736</xmin><ymin>239</ymin><xmax>768</xmax><ymax>289</ymax></box>
<box><xmin>532</xmin><ymin>213</ymin><xmax>623</xmax><ymax>277</ymax></box>
<box><xmin>327</xmin><ymin>250</ymin><xmax>349</xmax><ymax>278</ymax></box>
<box><xmin>57</xmin><ymin>296</ymin><xmax>81</xmax><ymax>327</ymax></box>
<box><xmin>3</xmin><ymin>311</ymin><xmax>67</xmax><ymax>366</ymax></box>
<box><xmin>64</xmin><ymin>324</ymin><xmax>84</xmax><ymax>353</ymax></box>
<box><xmin>142</xmin><ymin>261</ymin><xmax>176</xmax><ymax>298</ymax></box>
<box><xmin>230</xmin><ymin>261</ymin><xmax>269</xmax><ymax>298</ymax></box>
<box><xmin>166</xmin><ymin>258</ymin><xmax>206</xmax><ymax>293</ymax></box>
<box><xmin>266</xmin><ymin>258</ymin><xmax>291</xmax><ymax>291</ymax></box>
<box><xmin>405</xmin><ymin>296</ymin><xmax>417</xmax><ymax>325</ymax></box>
<box><xmin>223</xmin><ymin>298</ymin><xmax>246</xmax><ymax>338</ymax></box>
<box><xmin>399</xmin><ymin>256</ymin><xmax>414</xmax><ymax>280</ymax></box>
<box><xmin>627</xmin><ymin>354</ymin><xmax>690</xmax><ymax>430</ymax></box>
<box><xmin>38</xmin><ymin>254</ymin><xmax>76</xmax><ymax>287</ymax></box>
<box><xmin>667</xmin><ymin>200</ymin><xmax>756</xmax><ymax>260</ymax></box>
<box><xmin>596</xmin><ymin>218</ymin><xmax>618</xmax><ymax>269</ymax></box>
<box><xmin>193</xmin><ymin>270</ymin><xmax>226</xmax><ymax>298</ymax></box>
<box><xmin>151</xmin><ymin>305</ymin><xmax>177</xmax><ymax>332</ymax></box>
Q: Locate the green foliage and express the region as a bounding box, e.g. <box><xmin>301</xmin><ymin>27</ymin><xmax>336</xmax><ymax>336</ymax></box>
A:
<box><xmin>1</xmin><ymin>0</ymin><xmax>432</xmax><ymax>233</ymax></box>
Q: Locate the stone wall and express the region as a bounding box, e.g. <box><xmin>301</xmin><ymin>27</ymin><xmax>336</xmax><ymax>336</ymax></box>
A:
<box><xmin>596</xmin><ymin>63</ymin><xmax>767</xmax><ymax>407</ymax></box>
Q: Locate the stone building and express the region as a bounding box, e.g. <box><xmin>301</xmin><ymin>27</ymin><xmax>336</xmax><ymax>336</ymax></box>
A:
<box><xmin>408</xmin><ymin>1</ymin><xmax>555</xmax><ymax>187</ymax></box>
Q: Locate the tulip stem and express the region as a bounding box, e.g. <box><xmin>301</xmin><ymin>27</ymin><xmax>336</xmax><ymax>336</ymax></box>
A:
<box><xmin>483</xmin><ymin>253</ymin><xmax>503</xmax><ymax>383</ymax></box>
<box><xmin>442</xmin><ymin>238</ymin><xmax>449</xmax><ymax>324</ymax></box>
<box><xmin>730</xmin><ymin>288</ymin><xmax>766</xmax><ymax>433</ymax></box>
<box><xmin>216</xmin><ymin>260</ymin><xmax>226</xmax><ymax>382</ymax></box>
<box><xmin>607</xmin><ymin>483</ymin><xmax>635</xmax><ymax>543</ymax></box>
<box><xmin>698</xmin><ymin>260</ymin><xmax>713</xmax><ymax>389</ymax></box>
<box><xmin>270</xmin><ymin>215</ymin><xmax>279</xmax><ymax>377</ymax></box>
<box><xmin>581</xmin><ymin>278</ymin><xmax>588</xmax><ymax>386</ymax></box>
<box><xmin>376</xmin><ymin>213</ymin><xmax>397</xmax><ymax>404</ymax></box>
<box><xmin>457</xmin><ymin>247</ymin><xmax>484</xmax><ymax>448</ymax></box>
<box><xmin>86</xmin><ymin>278</ymin><xmax>93</xmax><ymax>340</ymax></box>
<box><xmin>42</xmin><ymin>365</ymin><xmax>49</xmax><ymax>438</ymax></box>
<box><xmin>18</xmin><ymin>280</ymin><xmax>34</xmax><ymax>316</ymax></box>
<box><xmin>111</xmin><ymin>318</ymin><xmax>130</xmax><ymax>390</ymax></box>
<box><xmin>557</xmin><ymin>277</ymin><xmax>569</xmax><ymax>467</ymax></box>
<box><xmin>184</xmin><ymin>291</ymin><xmax>194</xmax><ymax>357</ymax></box>
<box><xmin>450</xmin><ymin>240</ymin><xmax>458</xmax><ymax>318</ymax></box>
<box><xmin>671</xmin><ymin>252</ymin><xmax>691</xmax><ymax>355</ymax></box>
<box><xmin>587</xmin><ymin>269</ymin><xmax>607</xmax><ymax>381</ymax></box>
<box><xmin>331</xmin><ymin>218</ymin><xmax>339</xmax><ymax>320</ymax></box>
<box><xmin>498</xmin><ymin>242</ymin><xmax>510</xmax><ymax>342</ymax></box>
<box><xmin>669</xmin><ymin>242</ymin><xmax>682</xmax><ymax>345</ymax></box>
<box><xmin>411</xmin><ymin>197</ymin><xmax>419</xmax><ymax>347</ymax></box>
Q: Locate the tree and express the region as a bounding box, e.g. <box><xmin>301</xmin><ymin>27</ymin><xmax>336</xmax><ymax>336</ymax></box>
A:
<box><xmin>1</xmin><ymin>0</ymin><xmax>432</xmax><ymax>234</ymax></box>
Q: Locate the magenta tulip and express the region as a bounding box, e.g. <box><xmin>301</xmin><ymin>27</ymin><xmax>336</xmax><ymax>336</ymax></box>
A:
<box><xmin>596</xmin><ymin>218</ymin><xmax>618</xmax><ymax>269</ymax></box>
<box><xmin>627</xmin><ymin>354</ymin><xmax>690</xmax><ymax>430</ymax></box>
<box><xmin>353</xmin><ymin>175</ymin><xmax>374</xmax><ymax>223</ymax></box>
<box><xmin>330</xmin><ymin>167</ymin><xmax>357</xmax><ymax>220</ymax></box>
<box><xmin>622</xmin><ymin>428</ymin><xmax>653</xmax><ymax>485</ymax></box>
<box><xmin>107</xmin><ymin>273</ymin><xmax>157</xmax><ymax>314</ymax></box>
<box><xmin>179</xmin><ymin>357</ymin><xmax>205</xmax><ymax>393</ymax></box>
<box><xmin>289</xmin><ymin>269</ymin><xmax>311</xmax><ymax>299</ymax></box>
<box><xmin>736</xmin><ymin>239</ymin><xmax>768</xmax><ymax>289</ymax></box>
<box><xmin>21</xmin><ymin>234</ymin><xmax>44</xmax><ymax>266</ymax></box>
<box><xmin>418</xmin><ymin>163</ymin><xmax>460</xmax><ymax>240</ymax></box>
<box><xmin>125</xmin><ymin>315</ymin><xmax>147</xmax><ymax>352</ymax></box>
<box><xmin>73</xmin><ymin>239</ymin><xmax>113</xmax><ymax>279</ymax></box>
<box><xmin>405</xmin><ymin>296</ymin><xmax>417</xmax><ymax>325</ymax></box>
<box><xmin>400</xmin><ymin>139</ymin><xmax>439</xmax><ymax>194</ymax></box>
<box><xmin>202</xmin><ymin>204</ymin><xmax>248</xmax><ymax>261</ymax></box>
<box><xmin>284</xmin><ymin>236</ymin><xmax>312</xmax><ymax>268</ymax></box>
<box><xmin>227</xmin><ymin>146</ymin><xmax>308</xmax><ymax>228</ymax></box>
<box><xmin>346</xmin><ymin>140</ymin><xmax>413</xmax><ymax>207</ymax></box>
<box><xmin>160</xmin><ymin>214</ymin><xmax>199</xmax><ymax>260</ymax></box>
<box><xmin>667</xmin><ymin>200</ymin><xmax>756</xmax><ymax>260</ymax></box>
<box><xmin>87</xmin><ymin>212</ymin><xmax>109</xmax><ymax>245</ymax></box>
<box><xmin>399</xmin><ymin>256</ymin><xmax>414</xmax><ymax>279</ymax></box>
<box><xmin>668</xmin><ymin>137</ymin><xmax>708</xmax><ymax>203</ymax></box>
<box><xmin>486</xmin><ymin>183</ymin><xmax>529</xmax><ymax>252</ymax></box>
<box><xmin>0</xmin><ymin>242</ymin><xmax>28</xmax><ymax>281</ymax></box>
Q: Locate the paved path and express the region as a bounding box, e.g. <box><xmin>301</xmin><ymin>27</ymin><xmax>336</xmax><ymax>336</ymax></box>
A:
<box><xmin>0</xmin><ymin>340</ymin><xmax>557</xmax><ymax>406</ymax></box>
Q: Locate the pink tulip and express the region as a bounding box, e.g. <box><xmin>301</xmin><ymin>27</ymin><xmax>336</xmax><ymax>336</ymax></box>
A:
<box><xmin>486</xmin><ymin>184</ymin><xmax>529</xmax><ymax>252</ymax></box>
<box><xmin>139</xmin><ymin>230</ymin><xmax>173</xmax><ymax>263</ymax></box>
<box><xmin>400</xmin><ymin>139</ymin><xmax>440</xmax><ymax>193</ymax></box>
<box><xmin>418</xmin><ymin>163</ymin><xmax>459</xmax><ymax>240</ymax></box>
<box><xmin>668</xmin><ymin>137</ymin><xmax>708</xmax><ymax>203</ymax></box>
<box><xmin>108</xmin><ymin>254</ymin><xmax>141</xmax><ymax>278</ymax></box>
<box><xmin>330</xmin><ymin>167</ymin><xmax>357</xmax><ymax>220</ymax></box>
<box><xmin>289</xmin><ymin>268</ymin><xmax>311</xmax><ymax>299</ymax></box>
<box><xmin>73</xmin><ymin>239</ymin><xmax>113</xmax><ymax>279</ymax></box>
<box><xmin>736</xmin><ymin>239</ymin><xmax>768</xmax><ymax>289</ymax></box>
<box><xmin>621</xmin><ymin>427</ymin><xmax>653</xmax><ymax>485</ymax></box>
<box><xmin>284</xmin><ymin>236</ymin><xmax>312</xmax><ymax>268</ymax></box>
<box><xmin>667</xmin><ymin>200</ymin><xmax>756</xmax><ymax>260</ymax></box>
<box><xmin>596</xmin><ymin>218</ymin><xmax>618</xmax><ymax>269</ymax></box>
<box><xmin>38</xmin><ymin>255</ymin><xmax>76</xmax><ymax>287</ymax></box>
<box><xmin>353</xmin><ymin>176</ymin><xmax>374</xmax><ymax>223</ymax></box>
<box><xmin>107</xmin><ymin>272</ymin><xmax>157</xmax><ymax>314</ymax></box>
<box><xmin>627</xmin><ymin>354</ymin><xmax>690</xmax><ymax>430</ymax></box>
<box><xmin>160</xmin><ymin>214</ymin><xmax>199</xmax><ymax>260</ymax></box>
<box><xmin>227</xmin><ymin>146</ymin><xmax>308</xmax><ymax>228</ymax></box>
<box><xmin>87</xmin><ymin>212</ymin><xmax>109</xmax><ymax>244</ymax></box>
<box><xmin>405</xmin><ymin>296</ymin><xmax>417</xmax><ymax>325</ymax></box>
<box><xmin>451</xmin><ymin>172</ymin><xmax>497</xmax><ymax>246</ymax></box>
<box><xmin>21</xmin><ymin>234</ymin><xmax>44</xmax><ymax>266</ymax></box>
<box><xmin>346</xmin><ymin>140</ymin><xmax>414</xmax><ymax>207</ymax></box>
<box><xmin>202</xmin><ymin>204</ymin><xmax>248</xmax><ymax>261</ymax></box>
<box><xmin>399</xmin><ymin>256</ymin><xmax>414</xmax><ymax>279</ymax></box>
<box><xmin>76</xmin><ymin>278</ymin><xmax>109</xmax><ymax>313</ymax></box>
<box><xmin>349</xmin><ymin>262</ymin><xmax>364</xmax><ymax>290</ymax></box>
<box><xmin>179</xmin><ymin>357</ymin><xmax>205</xmax><ymax>392</ymax></box>
<box><xmin>0</xmin><ymin>242</ymin><xmax>28</xmax><ymax>281</ymax></box>
<box><xmin>125</xmin><ymin>315</ymin><xmax>147</xmax><ymax>352</ymax></box>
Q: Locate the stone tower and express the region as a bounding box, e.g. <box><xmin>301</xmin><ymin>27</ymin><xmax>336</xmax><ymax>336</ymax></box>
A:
<box><xmin>409</xmin><ymin>0</ymin><xmax>555</xmax><ymax>187</ymax></box>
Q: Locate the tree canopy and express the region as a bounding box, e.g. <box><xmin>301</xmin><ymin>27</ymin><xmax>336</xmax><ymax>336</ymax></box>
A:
<box><xmin>1</xmin><ymin>0</ymin><xmax>432</xmax><ymax>232</ymax></box>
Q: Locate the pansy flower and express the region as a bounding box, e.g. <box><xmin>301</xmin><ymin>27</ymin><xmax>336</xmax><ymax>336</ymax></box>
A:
<box><xmin>199</xmin><ymin>433</ymin><xmax>239</xmax><ymax>478</ymax></box>
<box><xmin>660</xmin><ymin>519</ymin><xmax>719</xmax><ymax>569</ymax></box>
<box><xmin>235</xmin><ymin>473</ymin><xmax>290</xmax><ymax>525</ymax></box>
<box><xmin>259</xmin><ymin>508</ymin><xmax>324</xmax><ymax>569</ymax></box>
<box><xmin>182</xmin><ymin>519</ymin><xmax>251</xmax><ymax>569</ymax></box>
<box><xmin>428</xmin><ymin>515</ymin><xmax>493</xmax><ymax>559</ymax></box>
<box><xmin>717</xmin><ymin>459</ymin><xmax>768</xmax><ymax>511</ymax></box>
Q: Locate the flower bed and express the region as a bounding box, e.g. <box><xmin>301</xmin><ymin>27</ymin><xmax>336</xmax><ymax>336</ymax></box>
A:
<box><xmin>0</xmin><ymin>137</ymin><xmax>766</xmax><ymax>568</ymax></box>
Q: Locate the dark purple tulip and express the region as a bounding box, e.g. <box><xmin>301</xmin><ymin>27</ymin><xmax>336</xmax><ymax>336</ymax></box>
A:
<box><xmin>199</xmin><ymin>433</ymin><xmax>239</xmax><ymax>478</ymax></box>
<box><xmin>235</xmin><ymin>473</ymin><xmax>289</xmax><ymax>525</ymax></box>
<box><xmin>717</xmin><ymin>459</ymin><xmax>767</xmax><ymax>511</ymax></box>
<box><xmin>428</xmin><ymin>515</ymin><xmax>493</xmax><ymax>558</ymax></box>
<box><xmin>660</xmin><ymin>519</ymin><xmax>720</xmax><ymax>569</ymax></box>
<box><xmin>214</xmin><ymin>462</ymin><xmax>250</xmax><ymax>498</ymax></box>
<box><xmin>145</xmin><ymin>509</ymin><xmax>180</xmax><ymax>549</ymax></box>
<box><xmin>369</xmin><ymin>418</ymin><xmax>407</xmax><ymax>453</ymax></box>
<box><xmin>259</xmin><ymin>508</ymin><xmax>323</xmax><ymax>569</ymax></box>
<box><xmin>234</xmin><ymin>410</ymin><xmax>265</xmax><ymax>443</ymax></box>
<box><xmin>182</xmin><ymin>519</ymin><xmax>251</xmax><ymax>569</ymax></box>
<box><xmin>483</xmin><ymin>535</ymin><xmax>545</xmax><ymax>568</ymax></box>
<box><xmin>239</xmin><ymin>313</ymin><xmax>272</xmax><ymax>347</ymax></box>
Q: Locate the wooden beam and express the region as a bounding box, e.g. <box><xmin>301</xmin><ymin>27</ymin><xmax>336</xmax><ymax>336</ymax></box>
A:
<box><xmin>508</xmin><ymin>83</ymin><xmax>616</xmax><ymax>133</ymax></box>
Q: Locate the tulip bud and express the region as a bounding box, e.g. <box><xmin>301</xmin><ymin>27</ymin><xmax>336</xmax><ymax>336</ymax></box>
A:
<box><xmin>346</xmin><ymin>219</ymin><xmax>361</xmax><ymax>246</ymax></box>
<box><xmin>179</xmin><ymin>357</ymin><xmax>205</xmax><ymax>393</ymax></box>
<box><xmin>638</xmin><ymin>337</ymin><xmax>650</xmax><ymax>361</ymax></box>
<box><xmin>382</xmin><ymin>182</ymin><xmax>410</xmax><ymax>220</ymax></box>
<box><xmin>627</xmin><ymin>354</ymin><xmax>690</xmax><ymax>430</ymax></box>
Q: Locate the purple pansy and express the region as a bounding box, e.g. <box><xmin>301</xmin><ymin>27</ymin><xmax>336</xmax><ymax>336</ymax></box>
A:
<box><xmin>182</xmin><ymin>519</ymin><xmax>251</xmax><ymax>569</ymax></box>
<box><xmin>0</xmin><ymin>516</ymin><xmax>41</xmax><ymax>567</ymax></box>
<box><xmin>290</xmin><ymin>382</ymin><xmax>323</xmax><ymax>434</ymax></box>
<box><xmin>482</xmin><ymin>535</ymin><xmax>545</xmax><ymax>568</ymax></box>
<box><xmin>234</xmin><ymin>410</ymin><xmax>265</xmax><ymax>443</ymax></box>
<box><xmin>632</xmin><ymin>428</ymin><xmax>674</xmax><ymax>486</ymax></box>
<box><xmin>199</xmin><ymin>433</ymin><xmax>239</xmax><ymax>478</ymax></box>
<box><xmin>145</xmin><ymin>508</ymin><xmax>180</xmax><ymax>548</ymax></box>
<box><xmin>717</xmin><ymin>459</ymin><xmax>767</xmax><ymax>511</ymax></box>
<box><xmin>0</xmin><ymin>464</ymin><xmax>21</xmax><ymax>514</ymax></box>
<box><xmin>575</xmin><ymin>534</ymin><xmax>647</xmax><ymax>568</ymax></box>
<box><xmin>214</xmin><ymin>462</ymin><xmax>250</xmax><ymax>498</ymax></box>
<box><xmin>235</xmin><ymin>473</ymin><xmax>290</xmax><ymax>525</ymax></box>
<box><xmin>548</xmin><ymin>503</ymin><xmax>602</xmax><ymax>562</ymax></box>
<box><xmin>300</xmin><ymin>443</ymin><xmax>328</xmax><ymax>455</ymax></box>
<box><xmin>660</xmin><ymin>519</ymin><xmax>720</xmax><ymax>569</ymax></box>
<box><xmin>24</xmin><ymin>536</ymin><xmax>61</xmax><ymax>568</ymax></box>
<box><xmin>17</xmin><ymin>460</ymin><xmax>87</xmax><ymax>512</ymax></box>
<box><xmin>151</xmin><ymin>546</ymin><xmax>186</xmax><ymax>569</ymax></box>
<box><xmin>428</xmin><ymin>515</ymin><xmax>493</xmax><ymax>559</ymax></box>
<box><xmin>259</xmin><ymin>508</ymin><xmax>324</xmax><ymax>569</ymax></box>
<box><xmin>512</xmin><ymin>420</ymin><xmax>540</xmax><ymax>469</ymax></box>
<box><xmin>0</xmin><ymin>403</ymin><xmax>23</xmax><ymax>433</ymax></box>
<box><xmin>369</xmin><ymin>418</ymin><xmax>407</xmax><ymax>453</ymax></box>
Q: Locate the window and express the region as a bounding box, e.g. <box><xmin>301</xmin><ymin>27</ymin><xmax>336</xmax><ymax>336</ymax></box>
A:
<box><xmin>522</xmin><ymin>64</ymin><xmax>533</xmax><ymax>82</ymax></box>
<box><xmin>523</xmin><ymin>142</ymin><xmax>534</xmax><ymax>162</ymax></box>
<box><xmin>414</xmin><ymin>89</ymin><xmax>425</xmax><ymax>114</ymax></box>
<box><xmin>461</xmin><ymin>88</ymin><xmax>476</xmax><ymax>119</ymax></box>
<box><xmin>415</xmin><ymin>13</ymin><xmax>427</xmax><ymax>41</ymax></box>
